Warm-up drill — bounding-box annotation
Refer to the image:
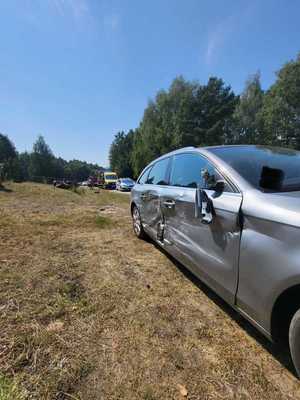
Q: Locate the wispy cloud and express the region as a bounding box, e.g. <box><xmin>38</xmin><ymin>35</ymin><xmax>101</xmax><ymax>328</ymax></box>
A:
<box><xmin>205</xmin><ymin>16</ymin><xmax>234</xmax><ymax>66</ymax></box>
<box><xmin>50</xmin><ymin>0</ymin><xmax>90</xmax><ymax>20</ymax></box>
<box><xmin>204</xmin><ymin>4</ymin><xmax>255</xmax><ymax>66</ymax></box>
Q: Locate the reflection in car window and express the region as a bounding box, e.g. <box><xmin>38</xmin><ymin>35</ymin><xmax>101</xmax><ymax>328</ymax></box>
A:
<box><xmin>146</xmin><ymin>158</ymin><xmax>169</xmax><ymax>185</ymax></box>
<box><xmin>210</xmin><ymin>146</ymin><xmax>300</xmax><ymax>192</ymax></box>
<box><xmin>170</xmin><ymin>153</ymin><xmax>206</xmax><ymax>188</ymax></box>
<box><xmin>170</xmin><ymin>153</ymin><xmax>228</xmax><ymax>190</ymax></box>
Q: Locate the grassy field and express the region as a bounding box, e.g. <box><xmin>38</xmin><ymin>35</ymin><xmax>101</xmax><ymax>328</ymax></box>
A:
<box><xmin>1</xmin><ymin>182</ymin><xmax>300</xmax><ymax>399</ymax></box>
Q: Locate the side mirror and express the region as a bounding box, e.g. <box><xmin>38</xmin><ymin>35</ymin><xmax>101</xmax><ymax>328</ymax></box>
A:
<box><xmin>201</xmin><ymin>169</ymin><xmax>224</xmax><ymax>191</ymax></box>
<box><xmin>195</xmin><ymin>186</ymin><xmax>214</xmax><ymax>224</ymax></box>
<box><xmin>213</xmin><ymin>180</ymin><xmax>225</xmax><ymax>193</ymax></box>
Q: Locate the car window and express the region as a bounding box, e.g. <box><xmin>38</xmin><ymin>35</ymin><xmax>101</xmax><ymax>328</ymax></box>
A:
<box><xmin>146</xmin><ymin>158</ymin><xmax>170</xmax><ymax>185</ymax></box>
<box><xmin>138</xmin><ymin>168</ymin><xmax>150</xmax><ymax>184</ymax></box>
<box><xmin>170</xmin><ymin>153</ymin><xmax>206</xmax><ymax>188</ymax></box>
<box><xmin>210</xmin><ymin>146</ymin><xmax>300</xmax><ymax>192</ymax></box>
<box><xmin>170</xmin><ymin>153</ymin><xmax>231</xmax><ymax>191</ymax></box>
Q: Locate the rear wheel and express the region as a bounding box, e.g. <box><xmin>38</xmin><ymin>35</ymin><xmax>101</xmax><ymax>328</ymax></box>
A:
<box><xmin>289</xmin><ymin>308</ymin><xmax>300</xmax><ymax>377</ymax></box>
<box><xmin>132</xmin><ymin>206</ymin><xmax>146</xmax><ymax>239</ymax></box>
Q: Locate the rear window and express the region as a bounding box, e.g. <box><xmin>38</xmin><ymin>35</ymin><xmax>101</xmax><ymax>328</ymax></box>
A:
<box><xmin>210</xmin><ymin>146</ymin><xmax>300</xmax><ymax>192</ymax></box>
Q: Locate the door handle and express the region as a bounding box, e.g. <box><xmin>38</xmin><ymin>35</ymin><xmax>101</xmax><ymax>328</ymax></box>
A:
<box><xmin>141</xmin><ymin>193</ymin><xmax>148</xmax><ymax>200</ymax></box>
<box><xmin>163</xmin><ymin>199</ymin><xmax>176</xmax><ymax>208</ymax></box>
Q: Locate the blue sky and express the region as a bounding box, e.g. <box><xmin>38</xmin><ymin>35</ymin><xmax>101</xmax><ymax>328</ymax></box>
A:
<box><xmin>0</xmin><ymin>0</ymin><xmax>299</xmax><ymax>166</ymax></box>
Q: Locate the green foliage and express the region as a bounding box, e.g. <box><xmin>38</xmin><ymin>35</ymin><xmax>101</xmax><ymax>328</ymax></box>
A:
<box><xmin>0</xmin><ymin>134</ymin><xmax>16</xmax><ymax>162</ymax></box>
<box><xmin>110</xmin><ymin>53</ymin><xmax>300</xmax><ymax>177</ymax></box>
<box><xmin>131</xmin><ymin>76</ymin><xmax>237</xmax><ymax>175</ymax></box>
<box><xmin>29</xmin><ymin>135</ymin><xmax>55</xmax><ymax>180</ymax></box>
<box><xmin>0</xmin><ymin>375</ymin><xmax>25</xmax><ymax>400</ymax></box>
<box><xmin>11</xmin><ymin>152</ymin><xmax>31</xmax><ymax>182</ymax></box>
<box><xmin>95</xmin><ymin>215</ymin><xmax>112</xmax><ymax>228</ymax></box>
<box><xmin>2</xmin><ymin>52</ymin><xmax>300</xmax><ymax>183</ymax></box>
<box><xmin>0</xmin><ymin>134</ymin><xmax>17</xmax><ymax>181</ymax></box>
<box><xmin>64</xmin><ymin>159</ymin><xmax>101</xmax><ymax>181</ymax></box>
<box><xmin>261</xmin><ymin>54</ymin><xmax>300</xmax><ymax>147</ymax></box>
<box><xmin>1</xmin><ymin>135</ymin><xmax>104</xmax><ymax>183</ymax></box>
<box><xmin>109</xmin><ymin>130</ymin><xmax>135</xmax><ymax>177</ymax></box>
<box><xmin>231</xmin><ymin>72</ymin><xmax>264</xmax><ymax>144</ymax></box>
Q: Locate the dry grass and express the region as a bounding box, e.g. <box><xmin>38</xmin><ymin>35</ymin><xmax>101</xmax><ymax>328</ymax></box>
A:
<box><xmin>1</xmin><ymin>182</ymin><xmax>300</xmax><ymax>399</ymax></box>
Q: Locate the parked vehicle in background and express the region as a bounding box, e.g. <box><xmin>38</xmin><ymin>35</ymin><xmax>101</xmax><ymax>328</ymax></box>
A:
<box><xmin>131</xmin><ymin>144</ymin><xmax>300</xmax><ymax>377</ymax></box>
<box><xmin>99</xmin><ymin>171</ymin><xmax>118</xmax><ymax>189</ymax></box>
<box><xmin>53</xmin><ymin>179</ymin><xmax>73</xmax><ymax>189</ymax></box>
<box><xmin>80</xmin><ymin>181</ymin><xmax>89</xmax><ymax>187</ymax></box>
<box><xmin>116</xmin><ymin>178</ymin><xmax>135</xmax><ymax>191</ymax></box>
<box><xmin>88</xmin><ymin>175</ymin><xmax>99</xmax><ymax>187</ymax></box>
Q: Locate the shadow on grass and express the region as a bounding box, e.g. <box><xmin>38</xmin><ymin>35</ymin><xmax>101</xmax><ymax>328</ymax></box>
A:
<box><xmin>0</xmin><ymin>184</ymin><xmax>13</xmax><ymax>192</ymax></box>
<box><xmin>152</xmin><ymin>240</ymin><xmax>297</xmax><ymax>377</ymax></box>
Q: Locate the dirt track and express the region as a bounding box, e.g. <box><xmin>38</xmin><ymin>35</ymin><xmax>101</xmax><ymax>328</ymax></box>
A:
<box><xmin>1</xmin><ymin>182</ymin><xmax>300</xmax><ymax>399</ymax></box>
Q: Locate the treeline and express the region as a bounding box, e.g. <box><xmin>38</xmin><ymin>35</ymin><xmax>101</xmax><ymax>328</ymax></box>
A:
<box><xmin>110</xmin><ymin>53</ymin><xmax>300</xmax><ymax>178</ymax></box>
<box><xmin>0</xmin><ymin>135</ymin><xmax>103</xmax><ymax>183</ymax></box>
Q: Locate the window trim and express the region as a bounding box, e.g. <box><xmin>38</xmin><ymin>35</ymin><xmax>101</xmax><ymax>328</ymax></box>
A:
<box><xmin>137</xmin><ymin>166</ymin><xmax>151</xmax><ymax>185</ymax></box>
<box><xmin>137</xmin><ymin>151</ymin><xmax>239</xmax><ymax>193</ymax></box>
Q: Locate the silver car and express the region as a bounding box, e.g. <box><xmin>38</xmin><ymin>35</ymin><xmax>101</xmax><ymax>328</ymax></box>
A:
<box><xmin>131</xmin><ymin>145</ymin><xmax>300</xmax><ymax>376</ymax></box>
<box><xmin>116</xmin><ymin>178</ymin><xmax>135</xmax><ymax>191</ymax></box>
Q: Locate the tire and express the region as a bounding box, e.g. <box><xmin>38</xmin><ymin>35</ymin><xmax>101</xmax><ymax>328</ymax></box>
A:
<box><xmin>132</xmin><ymin>206</ymin><xmax>146</xmax><ymax>239</ymax></box>
<box><xmin>289</xmin><ymin>308</ymin><xmax>300</xmax><ymax>377</ymax></box>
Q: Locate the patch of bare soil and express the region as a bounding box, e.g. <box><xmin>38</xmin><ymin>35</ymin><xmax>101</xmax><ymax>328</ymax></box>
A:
<box><xmin>1</xmin><ymin>182</ymin><xmax>300</xmax><ymax>399</ymax></box>
<box><xmin>98</xmin><ymin>205</ymin><xmax>124</xmax><ymax>216</ymax></box>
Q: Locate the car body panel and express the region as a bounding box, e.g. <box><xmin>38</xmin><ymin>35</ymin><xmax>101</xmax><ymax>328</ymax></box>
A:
<box><xmin>141</xmin><ymin>186</ymin><xmax>161</xmax><ymax>233</ymax></box>
<box><xmin>162</xmin><ymin>186</ymin><xmax>242</xmax><ymax>304</ymax></box>
<box><xmin>131</xmin><ymin>145</ymin><xmax>300</xmax><ymax>341</ymax></box>
<box><xmin>237</xmin><ymin>190</ymin><xmax>300</xmax><ymax>333</ymax></box>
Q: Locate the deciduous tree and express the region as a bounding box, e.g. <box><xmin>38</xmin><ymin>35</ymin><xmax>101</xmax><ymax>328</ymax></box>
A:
<box><xmin>230</xmin><ymin>72</ymin><xmax>264</xmax><ymax>144</ymax></box>
<box><xmin>109</xmin><ymin>130</ymin><xmax>135</xmax><ymax>177</ymax></box>
<box><xmin>131</xmin><ymin>76</ymin><xmax>237</xmax><ymax>175</ymax></box>
<box><xmin>261</xmin><ymin>54</ymin><xmax>300</xmax><ymax>147</ymax></box>
<box><xmin>0</xmin><ymin>133</ymin><xmax>17</xmax><ymax>182</ymax></box>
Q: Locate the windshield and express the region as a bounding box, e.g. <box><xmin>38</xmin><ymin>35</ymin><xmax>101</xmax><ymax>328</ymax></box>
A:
<box><xmin>210</xmin><ymin>146</ymin><xmax>300</xmax><ymax>192</ymax></box>
<box><xmin>121</xmin><ymin>178</ymin><xmax>134</xmax><ymax>184</ymax></box>
<box><xmin>105</xmin><ymin>174</ymin><xmax>117</xmax><ymax>180</ymax></box>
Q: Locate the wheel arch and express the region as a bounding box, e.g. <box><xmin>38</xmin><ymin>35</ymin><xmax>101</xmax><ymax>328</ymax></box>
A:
<box><xmin>130</xmin><ymin>201</ymin><xmax>137</xmax><ymax>215</ymax></box>
<box><xmin>271</xmin><ymin>284</ymin><xmax>300</xmax><ymax>344</ymax></box>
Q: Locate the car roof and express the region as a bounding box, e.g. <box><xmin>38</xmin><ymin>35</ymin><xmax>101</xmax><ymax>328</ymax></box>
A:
<box><xmin>148</xmin><ymin>144</ymin><xmax>263</xmax><ymax>160</ymax></box>
<box><xmin>203</xmin><ymin>144</ymin><xmax>255</xmax><ymax>150</ymax></box>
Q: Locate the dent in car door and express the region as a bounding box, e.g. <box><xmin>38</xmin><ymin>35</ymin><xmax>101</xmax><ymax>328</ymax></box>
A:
<box><xmin>140</xmin><ymin>186</ymin><xmax>161</xmax><ymax>237</ymax></box>
<box><xmin>163</xmin><ymin>153</ymin><xmax>242</xmax><ymax>305</ymax></box>
<box><xmin>140</xmin><ymin>157</ymin><xmax>171</xmax><ymax>238</ymax></box>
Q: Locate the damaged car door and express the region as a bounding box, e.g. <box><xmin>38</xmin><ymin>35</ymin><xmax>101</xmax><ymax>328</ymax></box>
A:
<box><xmin>162</xmin><ymin>152</ymin><xmax>243</xmax><ymax>304</ymax></box>
<box><xmin>139</xmin><ymin>156</ymin><xmax>171</xmax><ymax>239</ymax></box>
